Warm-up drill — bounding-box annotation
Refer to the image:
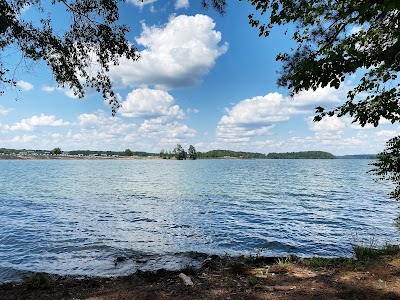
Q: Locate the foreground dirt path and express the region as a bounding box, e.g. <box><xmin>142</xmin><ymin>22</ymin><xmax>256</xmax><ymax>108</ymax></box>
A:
<box><xmin>1</xmin><ymin>254</ymin><xmax>400</xmax><ymax>300</ymax></box>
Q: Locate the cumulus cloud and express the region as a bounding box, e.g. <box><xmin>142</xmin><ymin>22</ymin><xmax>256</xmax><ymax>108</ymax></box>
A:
<box><xmin>217</xmin><ymin>92</ymin><xmax>308</xmax><ymax>141</ymax></box>
<box><xmin>16</xmin><ymin>80</ymin><xmax>34</xmax><ymax>91</ymax></box>
<box><xmin>307</xmin><ymin>116</ymin><xmax>346</xmax><ymax>132</ymax></box>
<box><xmin>0</xmin><ymin>106</ymin><xmax>10</xmax><ymax>116</ymax></box>
<box><xmin>175</xmin><ymin>0</ymin><xmax>189</xmax><ymax>9</ymax></box>
<box><xmin>376</xmin><ymin>129</ymin><xmax>399</xmax><ymax>137</ymax></box>
<box><xmin>110</xmin><ymin>14</ymin><xmax>228</xmax><ymax>89</ymax></box>
<box><xmin>6</xmin><ymin>114</ymin><xmax>70</xmax><ymax>131</ymax></box>
<box><xmin>66</xmin><ymin>111</ymin><xmax>138</xmax><ymax>148</ymax></box>
<box><xmin>291</xmin><ymin>84</ymin><xmax>348</xmax><ymax>107</ymax></box>
<box><xmin>139</xmin><ymin>118</ymin><xmax>196</xmax><ymax>143</ymax></box>
<box><xmin>127</xmin><ymin>0</ymin><xmax>157</xmax><ymax>8</ymax></box>
<box><xmin>42</xmin><ymin>86</ymin><xmax>55</xmax><ymax>92</ymax></box>
<box><xmin>11</xmin><ymin>135</ymin><xmax>37</xmax><ymax>143</ymax></box>
<box><xmin>77</xmin><ymin>111</ymin><xmax>137</xmax><ymax>133</ymax></box>
<box><xmin>119</xmin><ymin>88</ymin><xmax>185</xmax><ymax>120</ymax></box>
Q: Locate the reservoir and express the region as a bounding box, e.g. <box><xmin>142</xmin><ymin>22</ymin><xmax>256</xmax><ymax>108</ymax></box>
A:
<box><xmin>0</xmin><ymin>159</ymin><xmax>399</xmax><ymax>282</ymax></box>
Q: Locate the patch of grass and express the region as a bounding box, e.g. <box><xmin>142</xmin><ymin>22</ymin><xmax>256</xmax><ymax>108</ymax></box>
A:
<box><xmin>217</xmin><ymin>254</ymin><xmax>247</xmax><ymax>274</ymax></box>
<box><xmin>380</xmin><ymin>244</ymin><xmax>400</xmax><ymax>256</ymax></box>
<box><xmin>308</xmin><ymin>257</ymin><xmax>331</xmax><ymax>268</ymax></box>
<box><xmin>23</xmin><ymin>273</ymin><xmax>52</xmax><ymax>289</ymax></box>
<box><xmin>353</xmin><ymin>244</ymin><xmax>400</xmax><ymax>261</ymax></box>
<box><xmin>247</xmin><ymin>276</ymin><xmax>260</xmax><ymax>286</ymax></box>
<box><xmin>307</xmin><ymin>257</ymin><xmax>365</xmax><ymax>271</ymax></box>
<box><xmin>275</xmin><ymin>257</ymin><xmax>292</xmax><ymax>267</ymax></box>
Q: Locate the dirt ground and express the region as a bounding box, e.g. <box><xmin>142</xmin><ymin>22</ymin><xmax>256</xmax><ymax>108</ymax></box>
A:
<box><xmin>1</xmin><ymin>254</ymin><xmax>400</xmax><ymax>300</ymax></box>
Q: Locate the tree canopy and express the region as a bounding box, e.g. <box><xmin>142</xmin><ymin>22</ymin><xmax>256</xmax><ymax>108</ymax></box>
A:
<box><xmin>1</xmin><ymin>0</ymin><xmax>138</xmax><ymax>114</ymax></box>
<box><xmin>188</xmin><ymin>145</ymin><xmax>198</xmax><ymax>160</ymax></box>
<box><xmin>51</xmin><ymin>147</ymin><xmax>62</xmax><ymax>155</ymax></box>
<box><xmin>173</xmin><ymin>144</ymin><xmax>187</xmax><ymax>160</ymax></box>
<box><xmin>266</xmin><ymin>151</ymin><xmax>335</xmax><ymax>159</ymax></box>
<box><xmin>206</xmin><ymin>0</ymin><xmax>400</xmax><ymax>199</ymax></box>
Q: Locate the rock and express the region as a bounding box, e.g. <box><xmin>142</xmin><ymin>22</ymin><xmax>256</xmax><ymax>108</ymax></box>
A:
<box><xmin>135</xmin><ymin>256</ymin><xmax>148</xmax><ymax>264</ymax></box>
<box><xmin>114</xmin><ymin>256</ymin><xmax>127</xmax><ymax>266</ymax></box>
<box><xmin>178</xmin><ymin>273</ymin><xmax>194</xmax><ymax>286</ymax></box>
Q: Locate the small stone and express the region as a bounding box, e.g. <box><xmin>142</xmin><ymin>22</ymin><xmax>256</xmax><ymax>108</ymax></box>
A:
<box><xmin>179</xmin><ymin>273</ymin><xmax>194</xmax><ymax>286</ymax></box>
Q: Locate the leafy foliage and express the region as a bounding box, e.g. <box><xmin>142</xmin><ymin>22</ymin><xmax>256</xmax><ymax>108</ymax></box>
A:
<box><xmin>208</xmin><ymin>0</ymin><xmax>400</xmax><ymax>198</ymax></box>
<box><xmin>124</xmin><ymin>149</ymin><xmax>133</xmax><ymax>156</ymax></box>
<box><xmin>1</xmin><ymin>0</ymin><xmax>139</xmax><ymax>114</ymax></box>
<box><xmin>370</xmin><ymin>136</ymin><xmax>400</xmax><ymax>199</ymax></box>
<box><xmin>173</xmin><ymin>144</ymin><xmax>187</xmax><ymax>160</ymax></box>
<box><xmin>198</xmin><ymin>149</ymin><xmax>267</xmax><ymax>159</ymax></box>
<box><xmin>188</xmin><ymin>145</ymin><xmax>198</xmax><ymax>160</ymax></box>
<box><xmin>51</xmin><ymin>147</ymin><xmax>62</xmax><ymax>155</ymax></box>
<box><xmin>266</xmin><ymin>151</ymin><xmax>335</xmax><ymax>159</ymax></box>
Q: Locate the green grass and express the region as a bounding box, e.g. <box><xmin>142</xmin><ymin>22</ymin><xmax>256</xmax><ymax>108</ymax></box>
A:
<box><xmin>275</xmin><ymin>257</ymin><xmax>292</xmax><ymax>267</ymax></box>
<box><xmin>307</xmin><ymin>257</ymin><xmax>365</xmax><ymax>270</ymax></box>
<box><xmin>23</xmin><ymin>273</ymin><xmax>52</xmax><ymax>289</ymax></box>
<box><xmin>307</xmin><ymin>244</ymin><xmax>400</xmax><ymax>270</ymax></box>
<box><xmin>353</xmin><ymin>244</ymin><xmax>400</xmax><ymax>261</ymax></box>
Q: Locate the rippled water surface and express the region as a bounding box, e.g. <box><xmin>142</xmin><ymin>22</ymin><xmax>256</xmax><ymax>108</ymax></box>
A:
<box><xmin>0</xmin><ymin>159</ymin><xmax>399</xmax><ymax>282</ymax></box>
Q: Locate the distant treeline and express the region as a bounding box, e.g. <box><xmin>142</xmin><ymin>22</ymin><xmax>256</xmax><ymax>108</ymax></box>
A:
<box><xmin>336</xmin><ymin>154</ymin><xmax>377</xmax><ymax>159</ymax></box>
<box><xmin>266</xmin><ymin>151</ymin><xmax>335</xmax><ymax>159</ymax></box>
<box><xmin>0</xmin><ymin>148</ymin><xmax>49</xmax><ymax>154</ymax></box>
<box><xmin>0</xmin><ymin>148</ymin><xmax>377</xmax><ymax>160</ymax></box>
<box><xmin>0</xmin><ymin>148</ymin><xmax>158</xmax><ymax>157</ymax></box>
<box><xmin>67</xmin><ymin>150</ymin><xmax>157</xmax><ymax>157</ymax></box>
<box><xmin>197</xmin><ymin>149</ymin><xmax>267</xmax><ymax>159</ymax></box>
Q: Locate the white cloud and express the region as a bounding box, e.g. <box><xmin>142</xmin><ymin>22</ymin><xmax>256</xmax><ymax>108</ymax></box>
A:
<box><xmin>175</xmin><ymin>0</ymin><xmax>189</xmax><ymax>9</ymax></box>
<box><xmin>307</xmin><ymin>116</ymin><xmax>346</xmax><ymax>132</ymax></box>
<box><xmin>78</xmin><ymin>113</ymin><xmax>99</xmax><ymax>127</ymax></box>
<box><xmin>376</xmin><ymin>130</ymin><xmax>399</xmax><ymax>138</ymax></box>
<box><xmin>66</xmin><ymin>112</ymin><xmax>138</xmax><ymax>148</ymax></box>
<box><xmin>291</xmin><ymin>84</ymin><xmax>348</xmax><ymax>107</ymax></box>
<box><xmin>77</xmin><ymin>111</ymin><xmax>137</xmax><ymax>133</ymax></box>
<box><xmin>11</xmin><ymin>135</ymin><xmax>37</xmax><ymax>143</ymax></box>
<box><xmin>0</xmin><ymin>106</ymin><xmax>10</xmax><ymax>116</ymax></box>
<box><xmin>6</xmin><ymin>114</ymin><xmax>70</xmax><ymax>131</ymax></box>
<box><xmin>110</xmin><ymin>14</ymin><xmax>228</xmax><ymax>89</ymax></box>
<box><xmin>42</xmin><ymin>86</ymin><xmax>55</xmax><ymax>92</ymax></box>
<box><xmin>217</xmin><ymin>92</ymin><xmax>308</xmax><ymax>141</ymax></box>
<box><xmin>64</xmin><ymin>88</ymin><xmax>80</xmax><ymax>99</ymax></box>
<box><xmin>127</xmin><ymin>0</ymin><xmax>157</xmax><ymax>8</ymax></box>
<box><xmin>119</xmin><ymin>88</ymin><xmax>185</xmax><ymax>119</ymax></box>
<box><xmin>16</xmin><ymin>80</ymin><xmax>34</xmax><ymax>91</ymax></box>
<box><xmin>139</xmin><ymin>118</ymin><xmax>196</xmax><ymax>142</ymax></box>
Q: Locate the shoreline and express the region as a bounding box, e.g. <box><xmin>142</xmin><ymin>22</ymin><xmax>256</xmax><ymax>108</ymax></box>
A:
<box><xmin>1</xmin><ymin>251</ymin><xmax>400</xmax><ymax>300</ymax></box>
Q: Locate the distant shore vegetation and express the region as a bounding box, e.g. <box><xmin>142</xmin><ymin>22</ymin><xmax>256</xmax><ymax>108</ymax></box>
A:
<box><xmin>0</xmin><ymin>147</ymin><xmax>377</xmax><ymax>160</ymax></box>
<box><xmin>266</xmin><ymin>151</ymin><xmax>335</xmax><ymax>159</ymax></box>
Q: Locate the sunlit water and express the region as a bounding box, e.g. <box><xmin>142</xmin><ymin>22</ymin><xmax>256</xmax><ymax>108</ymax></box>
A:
<box><xmin>0</xmin><ymin>159</ymin><xmax>399</xmax><ymax>282</ymax></box>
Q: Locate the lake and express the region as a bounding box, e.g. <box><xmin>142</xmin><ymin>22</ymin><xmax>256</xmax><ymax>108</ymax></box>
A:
<box><xmin>0</xmin><ymin>159</ymin><xmax>399</xmax><ymax>282</ymax></box>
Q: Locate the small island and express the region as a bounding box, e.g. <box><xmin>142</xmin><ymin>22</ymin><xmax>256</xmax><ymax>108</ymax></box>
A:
<box><xmin>266</xmin><ymin>151</ymin><xmax>336</xmax><ymax>159</ymax></box>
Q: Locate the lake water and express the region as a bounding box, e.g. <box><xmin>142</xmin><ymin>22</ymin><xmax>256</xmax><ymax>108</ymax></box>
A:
<box><xmin>0</xmin><ymin>159</ymin><xmax>399</xmax><ymax>282</ymax></box>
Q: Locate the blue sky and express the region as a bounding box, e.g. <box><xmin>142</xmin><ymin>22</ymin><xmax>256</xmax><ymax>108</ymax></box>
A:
<box><xmin>0</xmin><ymin>0</ymin><xmax>398</xmax><ymax>154</ymax></box>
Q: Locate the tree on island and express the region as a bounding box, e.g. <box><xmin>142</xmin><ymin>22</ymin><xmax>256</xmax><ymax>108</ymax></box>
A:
<box><xmin>51</xmin><ymin>147</ymin><xmax>62</xmax><ymax>155</ymax></box>
<box><xmin>205</xmin><ymin>0</ymin><xmax>400</xmax><ymax>199</ymax></box>
<box><xmin>173</xmin><ymin>144</ymin><xmax>187</xmax><ymax>160</ymax></box>
<box><xmin>124</xmin><ymin>149</ymin><xmax>133</xmax><ymax>156</ymax></box>
<box><xmin>188</xmin><ymin>145</ymin><xmax>198</xmax><ymax>160</ymax></box>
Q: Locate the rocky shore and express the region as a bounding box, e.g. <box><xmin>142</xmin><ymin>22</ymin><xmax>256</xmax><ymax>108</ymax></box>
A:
<box><xmin>1</xmin><ymin>253</ymin><xmax>400</xmax><ymax>300</ymax></box>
